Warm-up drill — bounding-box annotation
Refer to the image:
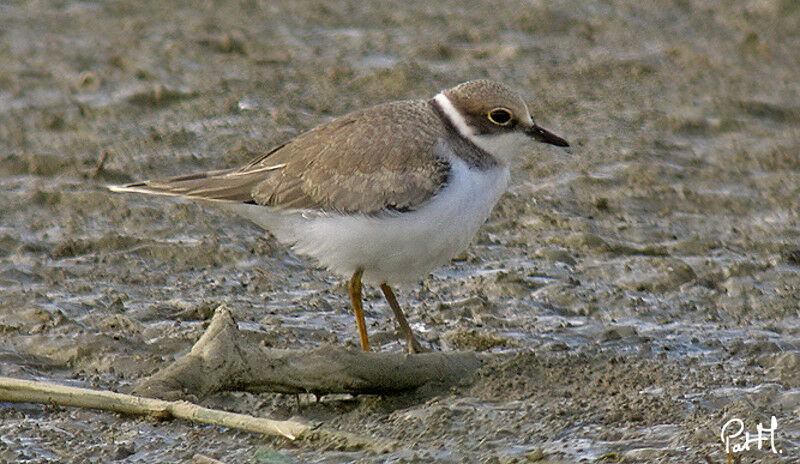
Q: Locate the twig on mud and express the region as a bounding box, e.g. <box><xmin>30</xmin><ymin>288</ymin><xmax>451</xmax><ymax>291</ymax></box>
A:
<box><xmin>135</xmin><ymin>305</ymin><xmax>483</xmax><ymax>401</ymax></box>
<box><xmin>88</xmin><ymin>151</ymin><xmax>110</xmax><ymax>178</ymax></box>
<box><xmin>0</xmin><ymin>374</ymin><xmax>398</xmax><ymax>452</ymax></box>
<box><xmin>0</xmin><ymin>375</ymin><xmax>310</xmax><ymax>439</ymax></box>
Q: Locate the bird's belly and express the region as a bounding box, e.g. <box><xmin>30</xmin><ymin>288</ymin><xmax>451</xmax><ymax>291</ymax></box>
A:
<box><xmin>282</xmin><ymin>161</ymin><xmax>510</xmax><ymax>284</ymax></box>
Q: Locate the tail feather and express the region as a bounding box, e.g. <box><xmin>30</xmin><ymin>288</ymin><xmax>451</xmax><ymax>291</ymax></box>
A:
<box><xmin>108</xmin><ymin>168</ymin><xmax>262</xmax><ymax>203</ymax></box>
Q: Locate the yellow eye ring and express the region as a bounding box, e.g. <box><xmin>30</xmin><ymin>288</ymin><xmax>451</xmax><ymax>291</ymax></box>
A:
<box><xmin>487</xmin><ymin>107</ymin><xmax>513</xmax><ymax>126</ymax></box>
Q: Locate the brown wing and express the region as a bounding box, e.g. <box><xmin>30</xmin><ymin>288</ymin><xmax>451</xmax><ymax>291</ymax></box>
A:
<box><xmin>246</xmin><ymin>99</ymin><xmax>449</xmax><ymax>214</ymax></box>
<box><xmin>108</xmin><ymin>143</ymin><xmax>289</xmax><ymax>202</ymax></box>
<box><xmin>111</xmin><ymin>99</ymin><xmax>451</xmax><ymax>215</ymax></box>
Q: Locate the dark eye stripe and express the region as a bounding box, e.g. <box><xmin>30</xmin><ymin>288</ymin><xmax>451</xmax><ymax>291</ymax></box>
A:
<box><xmin>487</xmin><ymin>108</ymin><xmax>513</xmax><ymax>126</ymax></box>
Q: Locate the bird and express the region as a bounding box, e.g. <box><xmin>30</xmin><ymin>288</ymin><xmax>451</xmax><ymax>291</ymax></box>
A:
<box><xmin>109</xmin><ymin>80</ymin><xmax>569</xmax><ymax>353</ymax></box>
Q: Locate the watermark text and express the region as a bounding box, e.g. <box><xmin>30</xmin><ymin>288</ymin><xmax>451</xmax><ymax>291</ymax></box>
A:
<box><xmin>721</xmin><ymin>416</ymin><xmax>781</xmax><ymax>455</ymax></box>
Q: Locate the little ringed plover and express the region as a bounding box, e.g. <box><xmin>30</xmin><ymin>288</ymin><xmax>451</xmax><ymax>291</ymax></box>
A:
<box><xmin>109</xmin><ymin>79</ymin><xmax>569</xmax><ymax>353</ymax></box>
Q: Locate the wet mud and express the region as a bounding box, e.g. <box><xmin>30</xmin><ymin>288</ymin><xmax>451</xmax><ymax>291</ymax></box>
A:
<box><xmin>1</xmin><ymin>1</ymin><xmax>799</xmax><ymax>462</ymax></box>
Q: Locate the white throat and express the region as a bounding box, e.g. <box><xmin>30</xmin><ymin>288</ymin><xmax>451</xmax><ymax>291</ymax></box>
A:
<box><xmin>433</xmin><ymin>92</ymin><xmax>528</xmax><ymax>166</ymax></box>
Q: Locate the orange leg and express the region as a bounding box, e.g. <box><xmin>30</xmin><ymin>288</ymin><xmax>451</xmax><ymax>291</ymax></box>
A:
<box><xmin>348</xmin><ymin>268</ymin><xmax>370</xmax><ymax>351</ymax></box>
<box><xmin>380</xmin><ymin>283</ymin><xmax>426</xmax><ymax>353</ymax></box>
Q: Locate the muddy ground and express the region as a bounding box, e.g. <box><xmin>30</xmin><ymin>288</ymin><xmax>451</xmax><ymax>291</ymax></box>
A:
<box><xmin>1</xmin><ymin>0</ymin><xmax>799</xmax><ymax>463</ymax></box>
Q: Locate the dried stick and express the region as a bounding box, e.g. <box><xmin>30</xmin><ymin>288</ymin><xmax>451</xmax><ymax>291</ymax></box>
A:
<box><xmin>0</xmin><ymin>375</ymin><xmax>399</xmax><ymax>451</ymax></box>
<box><xmin>135</xmin><ymin>305</ymin><xmax>483</xmax><ymax>401</ymax></box>
<box><xmin>0</xmin><ymin>375</ymin><xmax>310</xmax><ymax>439</ymax></box>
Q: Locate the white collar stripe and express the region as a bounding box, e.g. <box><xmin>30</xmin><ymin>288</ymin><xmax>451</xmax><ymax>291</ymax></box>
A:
<box><xmin>434</xmin><ymin>93</ymin><xmax>474</xmax><ymax>138</ymax></box>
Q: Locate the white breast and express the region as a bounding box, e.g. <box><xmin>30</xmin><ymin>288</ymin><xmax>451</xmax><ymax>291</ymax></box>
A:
<box><xmin>231</xmin><ymin>151</ymin><xmax>510</xmax><ymax>284</ymax></box>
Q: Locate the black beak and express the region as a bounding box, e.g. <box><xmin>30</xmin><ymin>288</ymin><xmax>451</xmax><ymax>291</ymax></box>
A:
<box><xmin>525</xmin><ymin>124</ymin><xmax>569</xmax><ymax>147</ymax></box>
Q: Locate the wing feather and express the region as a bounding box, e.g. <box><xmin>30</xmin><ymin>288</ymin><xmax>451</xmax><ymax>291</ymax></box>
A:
<box><xmin>110</xmin><ymin>99</ymin><xmax>450</xmax><ymax>214</ymax></box>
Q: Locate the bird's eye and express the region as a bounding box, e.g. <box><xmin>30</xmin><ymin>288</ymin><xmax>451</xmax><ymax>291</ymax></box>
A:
<box><xmin>487</xmin><ymin>108</ymin><xmax>513</xmax><ymax>126</ymax></box>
